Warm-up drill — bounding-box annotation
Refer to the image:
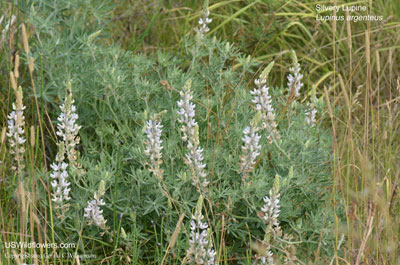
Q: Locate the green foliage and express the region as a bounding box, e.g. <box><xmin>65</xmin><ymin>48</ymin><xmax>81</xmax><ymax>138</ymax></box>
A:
<box><xmin>0</xmin><ymin>1</ymin><xmax>341</xmax><ymax>264</ymax></box>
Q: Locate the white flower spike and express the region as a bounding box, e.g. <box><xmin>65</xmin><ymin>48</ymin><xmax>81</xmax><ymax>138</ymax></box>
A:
<box><xmin>255</xmin><ymin>176</ymin><xmax>282</xmax><ymax>264</ymax></box>
<box><xmin>198</xmin><ymin>9</ymin><xmax>212</xmax><ymax>39</ymax></box>
<box><xmin>187</xmin><ymin>195</ymin><xmax>217</xmax><ymax>265</ymax></box>
<box><xmin>144</xmin><ymin>119</ymin><xmax>164</xmax><ymax>176</ymax></box>
<box><xmin>84</xmin><ymin>192</ymin><xmax>107</xmax><ymax>230</ymax></box>
<box><xmin>286</xmin><ymin>63</ymin><xmax>303</xmax><ymax>98</ymax></box>
<box><xmin>56</xmin><ymin>88</ymin><xmax>82</xmax><ymax>168</ymax></box>
<box><xmin>239</xmin><ymin>125</ymin><xmax>261</xmax><ymax>180</ymax></box>
<box><xmin>50</xmin><ymin>157</ymin><xmax>71</xmax><ymax>204</ymax></box>
<box><xmin>7</xmin><ymin>86</ymin><xmax>26</xmax><ymax>176</ymax></box>
<box><xmin>305</xmin><ymin>102</ymin><xmax>317</xmax><ymax>127</ymax></box>
<box><xmin>260</xmin><ymin>190</ymin><xmax>281</xmax><ymax>232</ymax></box>
<box><xmin>250</xmin><ymin>77</ymin><xmax>280</xmax><ymax>143</ymax></box>
<box><xmin>50</xmin><ymin>83</ymin><xmax>82</xmax><ymax>218</ymax></box>
<box><xmin>177</xmin><ymin>80</ymin><xmax>209</xmax><ymax>189</ymax></box>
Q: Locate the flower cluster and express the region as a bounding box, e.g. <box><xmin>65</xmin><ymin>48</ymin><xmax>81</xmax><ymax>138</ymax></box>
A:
<box><xmin>260</xmin><ymin>189</ymin><xmax>281</xmax><ymax>234</ymax></box>
<box><xmin>187</xmin><ymin>196</ymin><xmax>217</xmax><ymax>265</ymax></box>
<box><xmin>50</xmin><ymin>86</ymin><xmax>81</xmax><ymax>218</ymax></box>
<box><xmin>50</xmin><ymin>144</ymin><xmax>71</xmax><ymax>205</ymax></box>
<box><xmin>84</xmin><ymin>180</ymin><xmax>107</xmax><ymax>231</ymax></box>
<box><xmin>144</xmin><ymin>119</ymin><xmax>164</xmax><ymax>177</ymax></box>
<box><xmin>239</xmin><ymin>125</ymin><xmax>261</xmax><ymax>180</ymax></box>
<box><xmin>254</xmin><ymin>176</ymin><xmax>282</xmax><ymax>265</ymax></box>
<box><xmin>250</xmin><ymin>78</ymin><xmax>280</xmax><ymax>143</ymax></box>
<box><xmin>177</xmin><ymin>80</ymin><xmax>209</xmax><ymax>189</ymax></box>
<box><xmin>286</xmin><ymin>63</ymin><xmax>303</xmax><ymax>98</ymax></box>
<box><xmin>7</xmin><ymin>87</ymin><xmax>26</xmax><ymax>175</ymax></box>
<box><xmin>257</xmin><ymin>251</ymin><xmax>275</xmax><ymax>265</ymax></box>
<box><xmin>56</xmin><ymin>92</ymin><xmax>82</xmax><ymax>168</ymax></box>
<box><xmin>84</xmin><ymin>192</ymin><xmax>107</xmax><ymax>230</ymax></box>
<box><xmin>305</xmin><ymin>102</ymin><xmax>317</xmax><ymax>127</ymax></box>
<box><xmin>177</xmin><ymin>80</ymin><xmax>197</xmax><ymax>142</ymax></box>
<box><xmin>197</xmin><ymin>9</ymin><xmax>212</xmax><ymax>38</ymax></box>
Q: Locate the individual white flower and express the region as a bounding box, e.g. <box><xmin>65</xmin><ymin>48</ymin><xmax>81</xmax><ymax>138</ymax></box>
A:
<box><xmin>144</xmin><ymin>119</ymin><xmax>163</xmax><ymax>175</ymax></box>
<box><xmin>84</xmin><ymin>192</ymin><xmax>107</xmax><ymax>230</ymax></box>
<box><xmin>7</xmin><ymin>87</ymin><xmax>26</xmax><ymax>175</ymax></box>
<box><xmin>197</xmin><ymin>9</ymin><xmax>212</xmax><ymax>38</ymax></box>
<box><xmin>250</xmin><ymin>79</ymin><xmax>280</xmax><ymax>143</ymax></box>
<box><xmin>239</xmin><ymin>126</ymin><xmax>261</xmax><ymax>180</ymax></box>
<box><xmin>266</xmin><ymin>251</ymin><xmax>275</xmax><ymax>265</ymax></box>
<box><xmin>177</xmin><ymin>80</ymin><xmax>209</xmax><ymax>189</ymax></box>
<box><xmin>187</xmin><ymin>200</ymin><xmax>217</xmax><ymax>265</ymax></box>
<box><xmin>286</xmin><ymin>63</ymin><xmax>303</xmax><ymax>98</ymax></box>
<box><xmin>260</xmin><ymin>189</ymin><xmax>281</xmax><ymax>233</ymax></box>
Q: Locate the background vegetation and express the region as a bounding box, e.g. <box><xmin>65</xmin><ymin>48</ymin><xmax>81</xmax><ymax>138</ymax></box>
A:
<box><xmin>0</xmin><ymin>0</ymin><xmax>399</xmax><ymax>264</ymax></box>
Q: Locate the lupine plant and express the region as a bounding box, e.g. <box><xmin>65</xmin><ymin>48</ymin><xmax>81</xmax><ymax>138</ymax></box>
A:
<box><xmin>0</xmin><ymin>1</ymin><xmax>335</xmax><ymax>264</ymax></box>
